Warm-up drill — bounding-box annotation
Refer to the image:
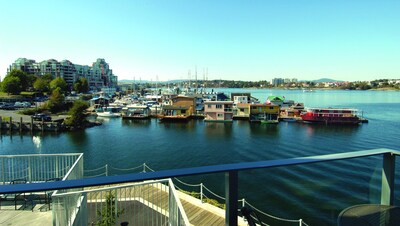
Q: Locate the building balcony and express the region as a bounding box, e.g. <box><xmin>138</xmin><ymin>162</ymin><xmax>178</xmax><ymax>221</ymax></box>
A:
<box><xmin>0</xmin><ymin>149</ymin><xmax>399</xmax><ymax>226</ymax></box>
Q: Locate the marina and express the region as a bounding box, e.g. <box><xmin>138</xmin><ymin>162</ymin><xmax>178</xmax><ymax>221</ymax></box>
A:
<box><xmin>1</xmin><ymin>89</ymin><xmax>400</xmax><ymax>225</ymax></box>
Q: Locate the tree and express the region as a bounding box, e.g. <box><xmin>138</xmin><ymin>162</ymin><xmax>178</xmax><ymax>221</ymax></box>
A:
<box><xmin>42</xmin><ymin>73</ymin><xmax>54</xmax><ymax>81</ymax></box>
<box><xmin>50</xmin><ymin>77</ymin><xmax>68</xmax><ymax>93</ymax></box>
<box><xmin>1</xmin><ymin>76</ymin><xmax>22</xmax><ymax>94</ymax></box>
<box><xmin>73</xmin><ymin>77</ymin><xmax>89</xmax><ymax>93</ymax></box>
<box><xmin>0</xmin><ymin>69</ymin><xmax>36</xmax><ymax>94</ymax></box>
<box><xmin>47</xmin><ymin>87</ymin><xmax>65</xmax><ymax>113</ymax></box>
<box><xmin>64</xmin><ymin>100</ymin><xmax>89</xmax><ymax>129</ymax></box>
<box><xmin>34</xmin><ymin>77</ymin><xmax>51</xmax><ymax>92</ymax></box>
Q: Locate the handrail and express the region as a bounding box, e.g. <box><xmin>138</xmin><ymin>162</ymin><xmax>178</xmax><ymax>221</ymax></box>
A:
<box><xmin>0</xmin><ymin>153</ymin><xmax>82</xmax><ymax>158</ymax></box>
<box><xmin>1</xmin><ymin>148</ymin><xmax>398</xmax><ymax>194</ymax></box>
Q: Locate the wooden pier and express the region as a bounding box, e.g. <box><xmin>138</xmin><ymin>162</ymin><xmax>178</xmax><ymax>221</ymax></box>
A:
<box><xmin>0</xmin><ymin>116</ymin><xmax>63</xmax><ymax>132</ymax></box>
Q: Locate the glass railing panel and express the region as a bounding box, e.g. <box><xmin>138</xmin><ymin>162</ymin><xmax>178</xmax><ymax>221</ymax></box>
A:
<box><xmin>235</xmin><ymin>155</ymin><xmax>386</xmax><ymax>226</ymax></box>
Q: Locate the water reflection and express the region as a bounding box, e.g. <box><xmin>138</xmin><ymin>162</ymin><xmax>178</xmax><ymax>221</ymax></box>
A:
<box><xmin>32</xmin><ymin>136</ymin><xmax>41</xmax><ymax>149</ymax></box>
<box><xmin>249</xmin><ymin>123</ymin><xmax>279</xmax><ymax>137</ymax></box>
<box><xmin>121</xmin><ymin>119</ymin><xmax>151</xmax><ymax>127</ymax></box>
<box><xmin>204</xmin><ymin>122</ymin><xmax>233</xmax><ymax>139</ymax></box>
<box><xmin>160</xmin><ymin>119</ymin><xmax>196</xmax><ymax>130</ymax></box>
<box><xmin>303</xmin><ymin>123</ymin><xmax>360</xmax><ymax>137</ymax></box>
<box><xmin>66</xmin><ymin>130</ymin><xmax>88</xmax><ymax>146</ymax></box>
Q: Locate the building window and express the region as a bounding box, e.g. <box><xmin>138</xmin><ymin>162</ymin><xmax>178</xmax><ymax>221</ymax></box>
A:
<box><xmin>208</xmin><ymin>104</ymin><xmax>212</xmax><ymax>108</ymax></box>
<box><xmin>216</xmin><ymin>104</ymin><xmax>222</xmax><ymax>109</ymax></box>
<box><xmin>217</xmin><ymin>113</ymin><xmax>223</xmax><ymax>117</ymax></box>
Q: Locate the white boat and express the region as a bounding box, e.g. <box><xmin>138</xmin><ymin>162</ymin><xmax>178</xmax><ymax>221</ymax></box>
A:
<box><xmin>96</xmin><ymin>107</ymin><xmax>121</xmax><ymax>117</ymax></box>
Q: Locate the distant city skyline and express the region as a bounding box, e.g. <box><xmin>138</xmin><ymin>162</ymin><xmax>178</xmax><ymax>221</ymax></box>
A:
<box><xmin>1</xmin><ymin>0</ymin><xmax>399</xmax><ymax>82</ymax></box>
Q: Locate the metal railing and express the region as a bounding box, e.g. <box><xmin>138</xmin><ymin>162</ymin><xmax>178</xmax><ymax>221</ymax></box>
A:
<box><xmin>52</xmin><ymin>179</ymin><xmax>190</xmax><ymax>226</ymax></box>
<box><xmin>84</xmin><ymin>163</ymin><xmax>305</xmax><ymax>225</ymax></box>
<box><xmin>0</xmin><ymin>153</ymin><xmax>83</xmax><ymax>184</ymax></box>
<box><xmin>1</xmin><ymin>148</ymin><xmax>399</xmax><ymax>226</ymax></box>
<box><xmin>52</xmin><ymin>154</ymin><xmax>84</xmax><ymax>226</ymax></box>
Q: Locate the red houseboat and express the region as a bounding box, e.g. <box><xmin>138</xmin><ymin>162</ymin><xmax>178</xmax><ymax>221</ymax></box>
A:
<box><xmin>301</xmin><ymin>108</ymin><xmax>362</xmax><ymax>124</ymax></box>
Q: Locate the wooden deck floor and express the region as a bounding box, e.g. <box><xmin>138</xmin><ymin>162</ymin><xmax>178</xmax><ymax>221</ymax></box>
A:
<box><xmin>86</xmin><ymin>182</ymin><xmax>247</xmax><ymax>226</ymax></box>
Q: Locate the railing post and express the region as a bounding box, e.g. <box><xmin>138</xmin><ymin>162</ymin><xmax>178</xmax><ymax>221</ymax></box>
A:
<box><xmin>28</xmin><ymin>156</ymin><xmax>32</xmax><ymax>182</ymax></box>
<box><xmin>200</xmin><ymin>183</ymin><xmax>203</xmax><ymax>203</ymax></box>
<box><xmin>105</xmin><ymin>164</ymin><xmax>108</xmax><ymax>176</ymax></box>
<box><xmin>2</xmin><ymin>158</ymin><xmax>4</xmax><ymax>185</ymax></box>
<box><xmin>381</xmin><ymin>153</ymin><xmax>395</xmax><ymax>205</ymax></box>
<box><xmin>225</xmin><ymin>171</ymin><xmax>238</xmax><ymax>226</ymax></box>
<box><xmin>9</xmin><ymin>117</ymin><xmax>12</xmax><ymax>132</ymax></box>
<box><xmin>299</xmin><ymin>218</ymin><xmax>303</xmax><ymax>226</ymax></box>
<box><xmin>143</xmin><ymin>163</ymin><xmax>146</xmax><ymax>172</ymax></box>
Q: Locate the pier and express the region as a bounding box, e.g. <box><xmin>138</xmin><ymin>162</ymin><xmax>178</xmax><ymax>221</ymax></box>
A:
<box><xmin>0</xmin><ymin>116</ymin><xmax>63</xmax><ymax>132</ymax></box>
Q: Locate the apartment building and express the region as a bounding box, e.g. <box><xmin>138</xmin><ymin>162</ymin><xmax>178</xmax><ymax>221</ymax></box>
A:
<box><xmin>8</xmin><ymin>58</ymin><xmax>118</xmax><ymax>91</ymax></box>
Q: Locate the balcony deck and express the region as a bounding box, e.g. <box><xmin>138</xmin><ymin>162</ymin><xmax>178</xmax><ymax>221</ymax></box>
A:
<box><xmin>0</xmin><ymin>205</ymin><xmax>52</xmax><ymax>225</ymax></box>
<box><xmin>0</xmin><ymin>183</ymin><xmax>246</xmax><ymax>226</ymax></box>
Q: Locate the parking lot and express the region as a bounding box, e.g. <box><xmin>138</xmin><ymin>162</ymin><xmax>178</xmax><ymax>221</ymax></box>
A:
<box><xmin>0</xmin><ymin>109</ymin><xmax>66</xmax><ymax>122</ymax></box>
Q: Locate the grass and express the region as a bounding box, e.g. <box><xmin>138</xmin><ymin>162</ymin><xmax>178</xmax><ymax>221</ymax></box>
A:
<box><xmin>0</xmin><ymin>92</ymin><xmax>23</xmax><ymax>98</ymax></box>
<box><xmin>1</xmin><ymin>116</ymin><xmax>11</xmax><ymax>121</ymax></box>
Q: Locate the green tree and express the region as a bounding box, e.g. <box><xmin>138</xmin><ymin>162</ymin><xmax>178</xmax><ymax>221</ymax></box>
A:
<box><xmin>42</xmin><ymin>73</ymin><xmax>54</xmax><ymax>81</ymax></box>
<box><xmin>47</xmin><ymin>87</ymin><xmax>65</xmax><ymax>113</ymax></box>
<box><xmin>73</xmin><ymin>77</ymin><xmax>89</xmax><ymax>93</ymax></box>
<box><xmin>50</xmin><ymin>77</ymin><xmax>68</xmax><ymax>93</ymax></box>
<box><xmin>64</xmin><ymin>100</ymin><xmax>89</xmax><ymax>129</ymax></box>
<box><xmin>96</xmin><ymin>191</ymin><xmax>124</xmax><ymax>226</ymax></box>
<box><xmin>1</xmin><ymin>75</ymin><xmax>22</xmax><ymax>95</ymax></box>
<box><xmin>34</xmin><ymin>77</ymin><xmax>51</xmax><ymax>92</ymax></box>
<box><xmin>8</xmin><ymin>69</ymin><xmax>27</xmax><ymax>89</ymax></box>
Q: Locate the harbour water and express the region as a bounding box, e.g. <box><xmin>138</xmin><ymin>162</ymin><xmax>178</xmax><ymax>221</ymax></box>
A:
<box><xmin>1</xmin><ymin>89</ymin><xmax>400</xmax><ymax>225</ymax></box>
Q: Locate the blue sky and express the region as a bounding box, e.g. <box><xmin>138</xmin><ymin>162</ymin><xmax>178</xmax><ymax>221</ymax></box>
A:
<box><xmin>0</xmin><ymin>0</ymin><xmax>399</xmax><ymax>82</ymax></box>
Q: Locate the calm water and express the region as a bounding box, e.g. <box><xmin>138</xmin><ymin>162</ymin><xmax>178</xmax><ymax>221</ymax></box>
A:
<box><xmin>1</xmin><ymin>89</ymin><xmax>400</xmax><ymax>225</ymax></box>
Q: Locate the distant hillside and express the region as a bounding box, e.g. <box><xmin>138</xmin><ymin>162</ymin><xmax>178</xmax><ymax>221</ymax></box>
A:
<box><xmin>118</xmin><ymin>79</ymin><xmax>151</xmax><ymax>84</ymax></box>
<box><xmin>313</xmin><ymin>78</ymin><xmax>343</xmax><ymax>83</ymax></box>
<box><xmin>118</xmin><ymin>79</ymin><xmax>188</xmax><ymax>84</ymax></box>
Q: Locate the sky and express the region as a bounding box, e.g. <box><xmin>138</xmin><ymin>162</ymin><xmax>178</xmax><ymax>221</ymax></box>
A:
<box><xmin>0</xmin><ymin>0</ymin><xmax>399</xmax><ymax>82</ymax></box>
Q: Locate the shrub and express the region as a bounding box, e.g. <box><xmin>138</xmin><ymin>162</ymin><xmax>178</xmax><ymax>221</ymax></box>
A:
<box><xmin>64</xmin><ymin>100</ymin><xmax>89</xmax><ymax>129</ymax></box>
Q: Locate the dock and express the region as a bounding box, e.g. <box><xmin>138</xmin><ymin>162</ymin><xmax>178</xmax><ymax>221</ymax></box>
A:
<box><xmin>0</xmin><ymin>116</ymin><xmax>63</xmax><ymax>132</ymax></box>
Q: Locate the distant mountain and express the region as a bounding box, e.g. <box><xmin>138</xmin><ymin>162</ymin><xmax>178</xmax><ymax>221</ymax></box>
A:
<box><xmin>313</xmin><ymin>78</ymin><xmax>343</xmax><ymax>83</ymax></box>
<box><xmin>118</xmin><ymin>79</ymin><xmax>152</xmax><ymax>84</ymax></box>
<box><xmin>118</xmin><ymin>79</ymin><xmax>188</xmax><ymax>84</ymax></box>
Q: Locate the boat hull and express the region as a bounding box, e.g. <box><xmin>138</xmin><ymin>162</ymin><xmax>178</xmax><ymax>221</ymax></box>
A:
<box><xmin>301</xmin><ymin>115</ymin><xmax>360</xmax><ymax>124</ymax></box>
<box><xmin>159</xmin><ymin>116</ymin><xmax>189</xmax><ymax>122</ymax></box>
<box><xmin>96</xmin><ymin>113</ymin><xmax>121</xmax><ymax>118</ymax></box>
<box><xmin>260</xmin><ymin>120</ymin><xmax>279</xmax><ymax>124</ymax></box>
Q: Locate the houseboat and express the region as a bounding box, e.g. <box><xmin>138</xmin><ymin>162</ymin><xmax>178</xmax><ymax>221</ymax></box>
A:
<box><xmin>121</xmin><ymin>105</ymin><xmax>150</xmax><ymax>120</ymax></box>
<box><xmin>159</xmin><ymin>105</ymin><xmax>190</xmax><ymax>122</ymax></box>
<box><xmin>204</xmin><ymin>101</ymin><xmax>234</xmax><ymax>122</ymax></box>
<box><xmin>95</xmin><ymin>106</ymin><xmax>122</xmax><ymax>118</ymax></box>
<box><xmin>300</xmin><ymin>108</ymin><xmax>363</xmax><ymax>124</ymax></box>
<box><xmin>249</xmin><ymin>104</ymin><xmax>280</xmax><ymax>124</ymax></box>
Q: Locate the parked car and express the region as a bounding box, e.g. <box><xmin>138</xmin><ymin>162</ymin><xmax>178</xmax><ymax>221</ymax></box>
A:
<box><xmin>0</xmin><ymin>103</ymin><xmax>16</xmax><ymax>110</ymax></box>
<box><xmin>32</xmin><ymin>113</ymin><xmax>52</xmax><ymax>121</ymax></box>
<box><xmin>14</xmin><ymin>101</ymin><xmax>31</xmax><ymax>108</ymax></box>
